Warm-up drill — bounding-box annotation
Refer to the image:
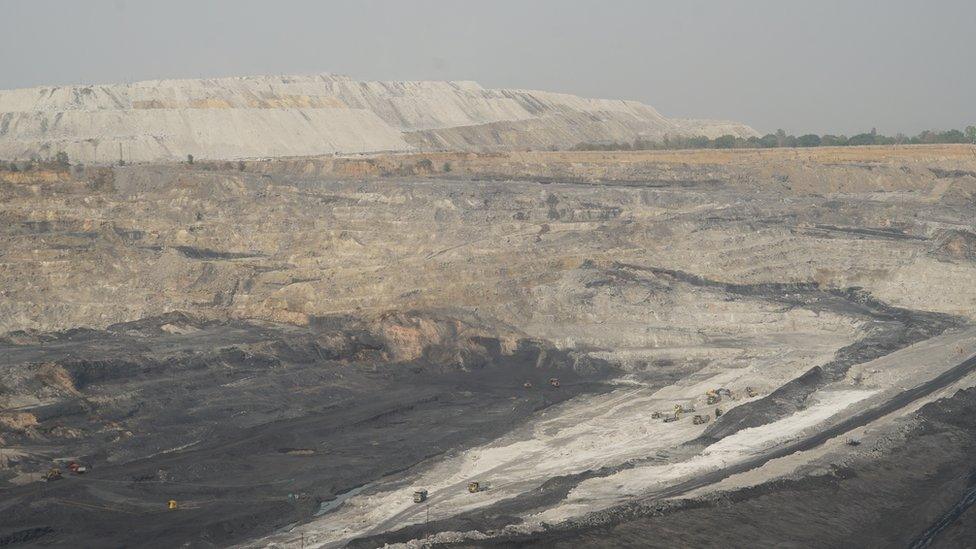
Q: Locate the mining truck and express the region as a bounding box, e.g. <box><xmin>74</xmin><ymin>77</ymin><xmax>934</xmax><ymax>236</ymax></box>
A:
<box><xmin>67</xmin><ymin>461</ymin><xmax>88</xmax><ymax>475</ymax></box>
<box><xmin>413</xmin><ymin>489</ymin><xmax>428</xmax><ymax>503</ymax></box>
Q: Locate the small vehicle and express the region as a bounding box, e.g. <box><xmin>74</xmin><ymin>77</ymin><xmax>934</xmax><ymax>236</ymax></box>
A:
<box><xmin>548</xmin><ymin>378</ymin><xmax>560</xmax><ymax>388</ymax></box>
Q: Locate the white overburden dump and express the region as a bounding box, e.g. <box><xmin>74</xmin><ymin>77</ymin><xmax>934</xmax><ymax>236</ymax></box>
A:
<box><xmin>0</xmin><ymin>74</ymin><xmax>757</xmax><ymax>163</ymax></box>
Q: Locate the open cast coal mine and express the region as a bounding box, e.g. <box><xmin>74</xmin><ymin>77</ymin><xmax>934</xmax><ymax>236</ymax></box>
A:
<box><xmin>1</xmin><ymin>77</ymin><xmax>976</xmax><ymax>549</ymax></box>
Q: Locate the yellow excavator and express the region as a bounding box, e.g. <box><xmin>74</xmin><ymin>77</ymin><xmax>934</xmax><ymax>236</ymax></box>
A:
<box><xmin>663</xmin><ymin>404</ymin><xmax>683</xmax><ymax>423</ymax></box>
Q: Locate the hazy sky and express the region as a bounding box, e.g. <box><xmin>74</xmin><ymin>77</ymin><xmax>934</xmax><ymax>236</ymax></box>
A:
<box><xmin>3</xmin><ymin>0</ymin><xmax>974</xmax><ymax>135</ymax></box>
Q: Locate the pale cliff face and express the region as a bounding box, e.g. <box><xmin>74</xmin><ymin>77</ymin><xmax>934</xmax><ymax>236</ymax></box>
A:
<box><xmin>0</xmin><ymin>74</ymin><xmax>757</xmax><ymax>163</ymax></box>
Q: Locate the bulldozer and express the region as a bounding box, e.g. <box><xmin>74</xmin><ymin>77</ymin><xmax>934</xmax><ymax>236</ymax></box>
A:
<box><xmin>468</xmin><ymin>482</ymin><xmax>482</xmax><ymax>493</ymax></box>
<box><xmin>43</xmin><ymin>468</ymin><xmax>63</xmax><ymax>482</ymax></box>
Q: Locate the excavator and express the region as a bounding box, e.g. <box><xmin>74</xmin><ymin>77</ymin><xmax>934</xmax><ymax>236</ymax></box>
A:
<box><xmin>663</xmin><ymin>404</ymin><xmax>684</xmax><ymax>423</ymax></box>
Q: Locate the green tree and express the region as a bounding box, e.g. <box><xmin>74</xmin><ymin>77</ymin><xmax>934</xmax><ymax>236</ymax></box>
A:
<box><xmin>775</xmin><ymin>129</ymin><xmax>787</xmax><ymax>148</ymax></box>
<box><xmin>821</xmin><ymin>134</ymin><xmax>848</xmax><ymax>147</ymax></box>
<box><xmin>938</xmin><ymin>129</ymin><xmax>966</xmax><ymax>143</ymax></box>
<box><xmin>848</xmin><ymin>132</ymin><xmax>877</xmax><ymax>146</ymax></box>
<box><xmin>54</xmin><ymin>151</ymin><xmax>70</xmax><ymax>167</ymax></box>
<box><xmin>712</xmin><ymin>135</ymin><xmax>737</xmax><ymax>149</ymax></box>
<box><xmin>796</xmin><ymin>134</ymin><xmax>822</xmax><ymax>147</ymax></box>
<box><xmin>758</xmin><ymin>134</ymin><xmax>779</xmax><ymax>148</ymax></box>
<box><xmin>966</xmin><ymin>126</ymin><xmax>976</xmax><ymax>143</ymax></box>
<box><xmin>187</xmin><ymin>154</ymin><xmax>194</xmax><ymax>165</ymax></box>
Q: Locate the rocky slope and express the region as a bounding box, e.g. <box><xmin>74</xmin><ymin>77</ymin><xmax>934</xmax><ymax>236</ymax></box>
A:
<box><xmin>0</xmin><ymin>75</ymin><xmax>756</xmax><ymax>163</ymax></box>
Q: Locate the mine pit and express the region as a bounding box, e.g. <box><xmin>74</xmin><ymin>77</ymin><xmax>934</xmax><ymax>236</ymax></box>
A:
<box><xmin>2</xmin><ymin>125</ymin><xmax>976</xmax><ymax>547</ymax></box>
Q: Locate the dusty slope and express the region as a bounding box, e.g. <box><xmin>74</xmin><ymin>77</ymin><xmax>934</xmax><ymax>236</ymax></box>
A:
<box><xmin>0</xmin><ymin>75</ymin><xmax>756</xmax><ymax>163</ymax></box>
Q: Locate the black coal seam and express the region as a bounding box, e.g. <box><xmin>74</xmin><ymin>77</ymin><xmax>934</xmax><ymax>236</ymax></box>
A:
<box><xmin>443</xmin><ymin>472</ymin><xmax>857</xmax><ymax>548</ymax></box>
<box><xmin>0</xmin><ymin>527</ymin><xmax>55</xmax><ymax>547</ymax></box>
<box><xmin>808</xmin><ymin>224</ymin><xmax>928</xmax><ymax>241</ymax></box>
<box><xmin>909</xmin><ymin>470</ymin><xmax>976</xmax><ymax>549</ymax></box>
<box><xmin>172</xmin><ymin>245</ymin><xmax>264</xmax><ymax>260</ymax></box>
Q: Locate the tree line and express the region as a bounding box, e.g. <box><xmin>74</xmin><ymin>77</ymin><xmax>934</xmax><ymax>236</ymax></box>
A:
<box><xmin>572</xmin><ymin>126</ymin><xmax>976</xmax><ymax>151</ymax></box>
